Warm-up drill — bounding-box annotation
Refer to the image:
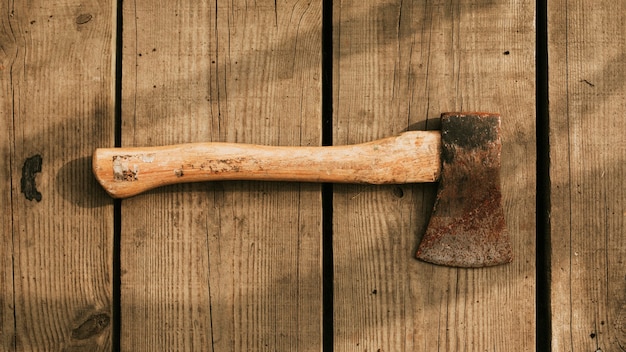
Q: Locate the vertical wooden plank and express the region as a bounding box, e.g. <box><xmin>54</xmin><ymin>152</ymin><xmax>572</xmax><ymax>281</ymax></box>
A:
<box><xmin>1</xmin><ymin>1</ymin><xmax>16</xmax><ymax>348</ymax></box>
<box><xmin>120</xmin><ymin>0</ymin><xmax>322</xmax><ymax>350</ymax></box>
<box><xmin>549</xmin><ymin>0</ymin><xmax>626</xmax><ymax>350</ymax></box>
<box><xmin>1</xmin><ymin>149</ymin><xmax>14</xmax><ymax>352</ymax></box>
<box><xmin>3</xmin><ymin>0</ymin><xmax>115</xmax><ymax>351</ymax></box>
<box><xmin>332</xmin><ymin>0</ymin><xmax>536</xmax><ymax>350</ymax></box>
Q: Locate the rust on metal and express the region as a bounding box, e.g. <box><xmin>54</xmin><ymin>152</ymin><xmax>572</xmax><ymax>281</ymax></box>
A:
<box><xmin>416</xmin><ymin>112</ymin><xmax>512</xmax><ymax>267</ymax></box>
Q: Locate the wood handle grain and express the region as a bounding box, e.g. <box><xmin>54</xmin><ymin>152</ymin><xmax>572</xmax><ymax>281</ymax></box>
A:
<box><xmin>92</xmin><ymin>131</ymin><xmax>441</xmax><ymax>198</ymax></box>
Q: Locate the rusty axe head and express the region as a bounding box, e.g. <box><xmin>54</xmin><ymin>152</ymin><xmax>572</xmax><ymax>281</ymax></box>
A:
<box><xmin>416</xmin><ymin>112</ymin><xmax>512</xmax><ymax>268</ymax></box>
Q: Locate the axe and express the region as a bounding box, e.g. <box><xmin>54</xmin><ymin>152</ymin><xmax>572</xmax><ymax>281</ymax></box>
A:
<box><xmin>93</xmin><ymin>112</ymin><xmax>512</xmax><ymax>268</ymax></box>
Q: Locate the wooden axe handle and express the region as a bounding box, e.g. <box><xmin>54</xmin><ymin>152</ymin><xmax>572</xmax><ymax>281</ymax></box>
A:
<box><xmin>93</xmin><ymin>131</ymin><xmax>441</xmax><ymax>198</ymax></box>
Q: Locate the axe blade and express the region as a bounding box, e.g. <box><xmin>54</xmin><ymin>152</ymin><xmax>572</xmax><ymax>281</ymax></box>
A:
<box><xmin>416</xmin><ymin>112</ymin><xmax>512</xmax><ymax>267</ymax></box>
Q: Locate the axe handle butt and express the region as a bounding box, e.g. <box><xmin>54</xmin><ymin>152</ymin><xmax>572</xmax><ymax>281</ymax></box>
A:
<box><xmin>93</xmin><ymin>131</ymin><xmax>441</xmax><ymax>198</ymax></box>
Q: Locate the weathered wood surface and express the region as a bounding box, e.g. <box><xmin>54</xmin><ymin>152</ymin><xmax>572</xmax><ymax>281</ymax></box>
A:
<box><xmin>92</xmin><ymin>131</ymin><xmax>441</xmax><ymax>198</ymax></box>
<box><xmin>119</xmin><ymin>0</ymin><xmax>322</xmax><ymax>350</ymax></box>
<box><xmin>549</xmin><ymin>0</ymin><xmax>626</xmax><ymax>350</ymax></box>
<box><xmin>332</xmin><ymin>1</ymin><xmax>536</xmax><ymax>350</ymax></box>
<box><xmin>1</xmin><ymin>2</ymin><xmax>15</xmax><ymax>349</ymax></box>
<box><xmin>1</xmin><ymin>1</ymin><xmax>115</xmax><ymax>351</ymax></box>
<box><xmin>5</xmin><ymin>0</ymin><xmax>626</xmax><ymax>350</ymax></box>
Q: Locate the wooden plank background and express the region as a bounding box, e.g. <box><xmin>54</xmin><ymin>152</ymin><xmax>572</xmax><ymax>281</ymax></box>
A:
<box><xmin>2</xmin><ymin>0</ymin><xmax>626</xmax><ymax>351</ymax></box>
<box><xmin>332</xmin><ymin>0</ymin><xmax>536</xmax><ymax>350</ymax></box>
<box><xmin>2</xmin><ymin>0</ymin><xmax>115</xmax><ymax>351</ymax></box>
<box><xmin>1</xmin><ymin>1</ymin><xmax>15</xmax><ymax>348</ymax></box>
<box><xmin>549</xmin><ymin>0</ymin><xmax>626</xmax><ymax>350</ymax></box>
<box><xmin>119</xmin><ymin>0</ymin><xmax>322</xmax><ymax>350</ymax></box>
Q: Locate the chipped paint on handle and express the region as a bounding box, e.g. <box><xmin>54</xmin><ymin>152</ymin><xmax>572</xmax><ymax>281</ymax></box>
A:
<box><xmin>92</xmin><ymin>131</ymin><xmax>442</xmax><ymax>198</ymax></box>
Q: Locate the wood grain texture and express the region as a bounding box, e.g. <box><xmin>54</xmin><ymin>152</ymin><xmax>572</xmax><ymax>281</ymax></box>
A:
<box><xmin>549</xmin><ymin>0</ymin><xmax>626</xmax><ymax>350</ymax></box>
<box><xmin>332</xmin><ymin>0</ymin><xmax>536</xmax><ymax>350</ymax></box>
<box><xmin>93</xmin><ymin>131</ymin><xmax>441</xmax><ymax>198</ymax></box>
<box><xmin>2</xmin><ymin>0</ymin><xmax>115</xmax><ymax>351</ymax></box>
<box><xmin>1</xmin><ymin>1</ymin><xmax>16</xmax><ymax>348</ymax></box>
<box><xmin>120</xmin><ymin>0</ymin><xmax>322</xmax><ymax>350</ymax></box>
